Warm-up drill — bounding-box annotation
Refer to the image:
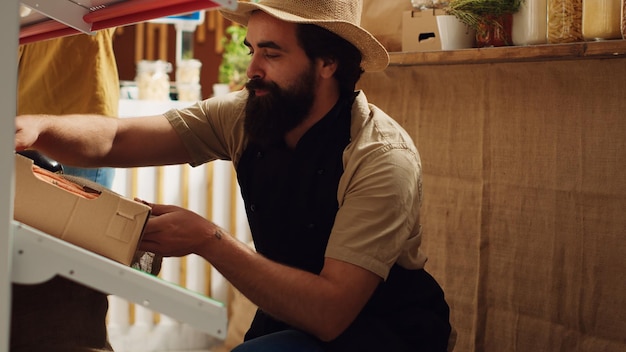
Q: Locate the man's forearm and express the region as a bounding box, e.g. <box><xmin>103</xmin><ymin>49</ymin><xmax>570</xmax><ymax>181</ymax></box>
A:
<box><xmin>199</xmin><ymin>231</ymin><xmax>379</xmax><ymax>342</ymax></box>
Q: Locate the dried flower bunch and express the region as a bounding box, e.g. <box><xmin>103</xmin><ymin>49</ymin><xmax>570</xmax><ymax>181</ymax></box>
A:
<box><xmin>445</xmin><ymin>0</ymin><xmax>522</xmax><ymax>31</ymax></box>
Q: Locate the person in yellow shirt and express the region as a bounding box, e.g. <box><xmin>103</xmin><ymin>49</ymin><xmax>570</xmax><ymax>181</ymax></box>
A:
<box><xmin>12</xmin><ymin>29</ymin><xmax>119</xmax><ymax>352</ymax></box>
<box><xmin>17</xmin><ymin>28</ymin><xmax>119</xmax><ymax>188</ymax></box>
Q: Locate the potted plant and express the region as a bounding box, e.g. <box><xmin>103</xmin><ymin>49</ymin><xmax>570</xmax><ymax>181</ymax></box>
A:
<box><xmin>445</xmin><ymin>0</ymin><xmax>522</xmax><ymax>46</ymax></box>
<box><xmin>215</xmin><ymin>24</ymin><xmax>250</xmax><ymax>95</ymax></box>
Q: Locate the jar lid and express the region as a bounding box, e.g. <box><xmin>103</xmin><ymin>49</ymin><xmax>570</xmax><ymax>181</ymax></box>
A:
<box><xmin>177</xmin><ymin>59</ymin><xmax>202</xmax><ymax>68</ymax></box>
<box><xmin>137</xmin><ymin>60</ymin><xmax>173</xmax><ymax>73</ymax></box>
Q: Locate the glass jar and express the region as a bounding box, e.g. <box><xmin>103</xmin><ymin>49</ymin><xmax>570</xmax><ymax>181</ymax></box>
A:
<box><xmin>410</xmin><ymin>0</ymin><xmax>449</xmax><ymax>10</ymax></box>
<box><xmin>176</xmin><ymin>59</ymin><xmax>202</xmax><ymax>85</ymax></box>
<box><xmin>176</xmin><ymin>83</ymin><xmax>202</xmax><ymax>102</ymax></box>
<box><xmin>547</xmin><ymin>0</ymin><xmax>584</xmax><ymax>43</ymax></box>
<box><xmin>582</xmin><ymin>0</ymin><xmax>622</xmax><ymax>40</ymax></box>
<box><xmin>512</xmin><ymin>0</ymin><xmax>548</xmax><ymax>45</ymax></box>
<box><xmin>476</xmin><ymin>14</ymin><xmax>513</xmax><ymax>47</ymax></box>
<box><xmin>623</xmin><ymin>0</ymin><xmax>626</xmax><ymax>38</ymax></box>
<box><xmin>135</xmin><ymin>60</ymin><xmax>172</xmax><ymax>101</ymax></box>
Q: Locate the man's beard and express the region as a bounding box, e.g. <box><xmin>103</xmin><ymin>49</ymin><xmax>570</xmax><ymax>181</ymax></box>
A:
<box><xmin>244</xmin><ymin>66</ymin><xmax>316</xmax><ymax>147</ymax></box>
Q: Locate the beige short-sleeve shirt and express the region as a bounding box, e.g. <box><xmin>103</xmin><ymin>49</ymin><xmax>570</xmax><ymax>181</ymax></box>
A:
<box><xmin>164</xmin><ymin>90</ymin><xmax>427</xmax><ymax>280</ymax></box>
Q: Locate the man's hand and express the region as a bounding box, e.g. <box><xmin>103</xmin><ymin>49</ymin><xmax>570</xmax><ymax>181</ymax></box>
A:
<box><xmin>138</xmin><ymin>201</ymin><xmax>224</xmax><ymax>257</ymax></box>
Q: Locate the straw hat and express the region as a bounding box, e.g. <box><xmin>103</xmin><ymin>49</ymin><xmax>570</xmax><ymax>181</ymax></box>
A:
<box><xmin>220</xmin><ymin>0</ymin><xmax>389</xmax><ymax>72</ymax></box>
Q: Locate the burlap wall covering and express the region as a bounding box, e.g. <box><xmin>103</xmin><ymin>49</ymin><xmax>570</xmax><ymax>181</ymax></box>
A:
<box><xmin>357</xmin><ymin>58</ymin><xmax>626</xmax><ymax>352</ymax></box>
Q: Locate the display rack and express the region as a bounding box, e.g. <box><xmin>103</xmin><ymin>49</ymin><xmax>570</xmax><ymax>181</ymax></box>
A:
<box><xmin>2</xmin><ymin>1</ymin><xmax>237</xmax><ymax>351</ymax></box>
<box><xmin>19</xmin><ymin>0</ymin><xmax>236</xmax><ymax>44</ymax></box>
<box><xmin>0</xmin><ymin>2</ymin><xmax>19</xmax><ymax>350</ymax></box>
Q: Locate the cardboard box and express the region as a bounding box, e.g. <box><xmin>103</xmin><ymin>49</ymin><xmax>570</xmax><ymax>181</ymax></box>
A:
<box><xmin>402</xmin><ymin>10</ymin><xmax>444</xmax><ymax>52</ymax></box>
<box><xmin>13</xmin><ymin>153</ymin><xmax>151</xmax><ymax>265</ymax></box>
<box><xmin>402</xmin><ymin>10</ymin><xmax>475</xmax><ymax>52</ymax></box>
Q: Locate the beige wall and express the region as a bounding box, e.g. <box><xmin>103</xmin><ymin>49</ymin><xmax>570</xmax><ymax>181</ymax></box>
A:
<box><xmin>357</xmin><ymin>58</ymin><xmax>626</xmax><ymax>352</ymax></box>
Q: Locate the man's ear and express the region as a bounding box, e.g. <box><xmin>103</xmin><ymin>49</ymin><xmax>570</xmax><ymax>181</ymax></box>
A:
<box><xmin>318</xmin><ymin>56</ymin><xmax>338</xmax><ymax>79</ymax></box>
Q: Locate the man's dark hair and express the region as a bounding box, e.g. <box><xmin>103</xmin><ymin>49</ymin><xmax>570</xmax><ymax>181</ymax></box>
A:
<box><xmin>296</xmin><ymin>24</ymin><xmax>364</xmax><ymax>96</ymax></box>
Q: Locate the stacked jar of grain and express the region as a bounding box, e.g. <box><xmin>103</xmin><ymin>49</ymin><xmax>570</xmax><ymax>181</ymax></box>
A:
<box><xmin>135</xmin><ymin>60</ymin><xmax>172</xmax><ymax>101</ymax></box>
<box><xmin>582</xmin><ymin>0</ymin><xmax>622</xmax><ymax>40</ymax></box>
<box><xmin>176</xmin><ymin>59</ymin><xmax>202</xmax><ymax>102</ymax></box>
<box><xmin>548</xmin><ymin>0</ymin><xmax>584</xmax><ymax>43</ymax></box>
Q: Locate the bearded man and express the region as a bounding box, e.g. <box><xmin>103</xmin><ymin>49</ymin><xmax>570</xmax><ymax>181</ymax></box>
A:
<box><xmin>14</xmin><ymin>1</ymin><xmax>453</xmax><ymax>351</ymax></box>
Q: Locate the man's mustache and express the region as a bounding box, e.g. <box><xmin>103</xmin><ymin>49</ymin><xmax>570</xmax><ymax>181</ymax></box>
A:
<box><xmin>245</xmin><ymin>79</ymin><xmax>278</xmax><ymax>93</ymax></box>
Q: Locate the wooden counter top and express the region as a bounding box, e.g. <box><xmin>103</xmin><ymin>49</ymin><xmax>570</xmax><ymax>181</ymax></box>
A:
<box><xmin>390</xmin><ymin>39</ymin><xmax>626</xmax><ymax>66</ymax></box>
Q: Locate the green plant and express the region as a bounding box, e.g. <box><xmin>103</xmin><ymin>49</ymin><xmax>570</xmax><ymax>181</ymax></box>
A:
<box><xmin>218</xmin><ymin>24</ymin><xmax>251</xmax><ymax>90</ymax></box>
<box><xmin>445</xmin><ymin>0</ymin><xmax>522</xmax><ymax>31</ymax></box>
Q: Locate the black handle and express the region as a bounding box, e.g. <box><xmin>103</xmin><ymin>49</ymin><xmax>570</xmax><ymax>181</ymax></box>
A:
<box><xmin>16</xmin><ymin>150</ymin><xmax>64</xmax><ymax>174</ymax></box>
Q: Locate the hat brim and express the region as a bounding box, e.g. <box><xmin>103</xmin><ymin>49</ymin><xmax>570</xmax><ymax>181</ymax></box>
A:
<box><xmin>220</xmin><ymin>3</ymin><xmax>389</xmax><ymax>72</ymax></box>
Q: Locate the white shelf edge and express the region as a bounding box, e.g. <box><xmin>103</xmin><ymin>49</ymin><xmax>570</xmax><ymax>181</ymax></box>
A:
<box><xmin>21</xmin><ymin>0</ymin><xmax>92</xmax><ymax>34</ymax></box>
<box><xmin>11</xmin><ymin>221</ymin><xmax>228</xmax><ymax>340</ymax></box>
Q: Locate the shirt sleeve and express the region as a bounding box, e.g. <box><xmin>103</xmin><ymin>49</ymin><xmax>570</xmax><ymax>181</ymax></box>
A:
<box><xmin>163</xmin><ymin>90</ymin><xmax>249</xmax><ymax>167</ymax></box>
<box><xmin>325</xmin><ymin>99</ymin><xmax>427</xmax><ymax>280</ymax></box>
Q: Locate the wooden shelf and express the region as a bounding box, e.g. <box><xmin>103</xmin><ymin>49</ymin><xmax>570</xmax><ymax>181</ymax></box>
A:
<box><xmin>390</xmin><ymin>39</ymin><xmax>626</xmax><ymax>66</ymax></box>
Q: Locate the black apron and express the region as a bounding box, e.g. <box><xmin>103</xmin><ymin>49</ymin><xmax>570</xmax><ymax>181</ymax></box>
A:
<box><xmin>236</xmin><ymin>93</ymin><xmax>451</xmax><ymax>351</ymax></box>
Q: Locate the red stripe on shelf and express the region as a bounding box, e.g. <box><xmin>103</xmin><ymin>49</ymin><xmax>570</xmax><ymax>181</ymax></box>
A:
<box><xmin>20</xmin><ymin>20</ymin><xmax>70</xmax><ymax>40</ymax></box>
<box><xmin>19</xmin><ymin>0</ymin><xmax>225</xmax><ymax>43</ymax></box>
<box><xmin>20</xmin><ymin>27</ymin><xmax>80</xmax><ymax>45</ymax></box>
<box><xmin>84</xmin><ymin>0</ymin><xmax>198</xmax><ymax>22</ymax></box>
<box><xmin>90</xmin><ymin>1</ymin><xmax>221</xmax><ymax>31</ymax></box>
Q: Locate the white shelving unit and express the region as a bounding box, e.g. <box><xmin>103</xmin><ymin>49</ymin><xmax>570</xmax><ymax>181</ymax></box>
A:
<box><xmin>0</xmin><ymin>3</ymin><xmax>19</xmax><ymax>350</ymax></box>
<box><xmin>1</xmin><ymin>1</ymin><xmax>237</xmax><ymax>351</ymax></box>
